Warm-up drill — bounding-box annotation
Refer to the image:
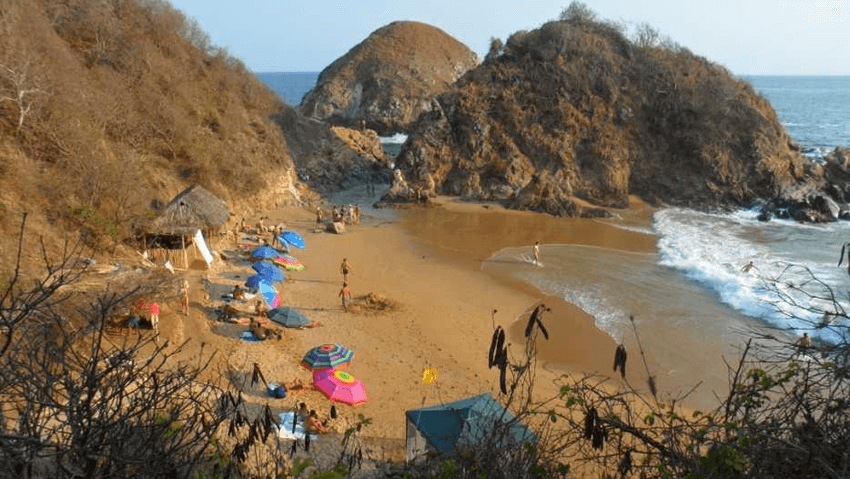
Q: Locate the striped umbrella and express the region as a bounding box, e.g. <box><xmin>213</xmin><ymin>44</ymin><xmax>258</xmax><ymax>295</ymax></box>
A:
<box><xmin>301</xmin><ymin>344</ymin><xmax>354</xmax><ymax>370</ymax></box>
<box><xmin>274</xmin><ymin>254</ymin><xmax>304</xmax><ymax>271</ymax></box>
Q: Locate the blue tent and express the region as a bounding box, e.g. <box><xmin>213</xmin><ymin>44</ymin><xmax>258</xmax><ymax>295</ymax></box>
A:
<box><xmin>405</xmin><ymin>393</ymin><xmax>537</xmax><ymax>463</ymax></box>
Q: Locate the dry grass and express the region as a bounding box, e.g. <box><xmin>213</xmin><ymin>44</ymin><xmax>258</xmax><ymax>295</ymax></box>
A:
<box><xmin>0</xmin><ymin>0</ymin><xmax>300</xmax><ymax>277</ymax></box>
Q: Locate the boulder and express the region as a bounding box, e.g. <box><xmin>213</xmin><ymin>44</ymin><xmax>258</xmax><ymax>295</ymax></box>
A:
<box><xmin>327</xmin><ymin>222</ymin><xmax>347</xmax><ymax>234</ymax></box>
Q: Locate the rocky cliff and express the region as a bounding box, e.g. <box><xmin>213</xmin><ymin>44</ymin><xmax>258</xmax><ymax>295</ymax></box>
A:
<box><xmin>386</xmin><ymin>16</ymin><xmax>814</xmax><ymax>217</ymax></box>
<box><xmin>298</xmin><ymin>21</ymin><xmax>479</xmax><ymax>135</ymax></box>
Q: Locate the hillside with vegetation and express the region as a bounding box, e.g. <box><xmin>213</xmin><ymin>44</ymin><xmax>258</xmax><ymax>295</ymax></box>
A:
<box><xmin>0</xmin><ymin>0</ymin><xmax>321</xmax><ymax>272</ymax></box>
<box><xmin>388</xmin><ymin>5</ymin><xmax>815</xmax><ymax>217</ymax></box>
<box><xmin>299</xmin><ymin>21</ymin><xmax>479</xmax><ymax>135</ymax></box>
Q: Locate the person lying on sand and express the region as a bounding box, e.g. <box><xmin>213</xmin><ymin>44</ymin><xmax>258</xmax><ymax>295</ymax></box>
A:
<box><xmin>298</xmin><ymin>320</ymin><xmax>323</xmax><ymax>330</ymax></box>
<box><xmin>289</xmin><ymin>379</ymin><xmax>306</xmax><ymax>393</ymax></box>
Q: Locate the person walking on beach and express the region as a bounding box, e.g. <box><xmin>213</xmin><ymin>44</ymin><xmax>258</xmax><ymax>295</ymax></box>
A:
<box><xmin>149</xmin><ymin>301</ymin><xmax>160</xmax><ymax>333</ymax></box>
<box><xmin>339</xmin><ymin>282</ymin><xmax>352</xmax><ymax>311</ymax></box>
<box><xmin>339</xmin><ymin>258</ymin><xmax>351</xmax><ymax>282</ymax></box>
<box><xmin>532</xmin><ymin>241</ymin><xmax>540</xmax><ymax>265</ymax></box>
<box><xmin>180</xmin><ymin>280</ymin><xmax>190</xmax><ymax>316</ymax></box>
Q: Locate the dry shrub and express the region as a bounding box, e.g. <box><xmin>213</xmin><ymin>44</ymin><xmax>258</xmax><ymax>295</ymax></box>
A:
<box><xmin>0</xmin><ymin>0</ymin><xmax>298</xmax><ymax>267</ymax></box>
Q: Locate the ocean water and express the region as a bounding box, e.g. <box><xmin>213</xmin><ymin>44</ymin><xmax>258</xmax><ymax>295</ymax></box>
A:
<box><xmin>255</xmin><ymin>71</ymin><xmax>319</xmax><ymax>106</ymax></box>
<box><xmin>744</xmin><ymin>75</ymin><xmax>850</xmax><ymax>155</ymax></box>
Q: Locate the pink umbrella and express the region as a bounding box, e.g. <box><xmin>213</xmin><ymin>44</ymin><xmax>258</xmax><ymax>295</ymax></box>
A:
<box><xmin>313</xmin><ymin>369</ymin><xmax>368</xmax><ymax>406</ymax></box>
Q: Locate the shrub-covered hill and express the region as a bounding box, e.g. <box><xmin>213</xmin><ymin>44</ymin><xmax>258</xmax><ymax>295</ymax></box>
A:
<box><xmin>299</xmin><ymin>21</ymin><xmax>479</xmax><ymax>136</ymax></box>
<box><xmin>0</xmin><ymin>0</ymin><xmax>317</xmax><ymax>270</ymax></box>
<box><xmin>389</xmin><ymin>12</ymin><xmax>813</xmax><ymax>216</ymax></box>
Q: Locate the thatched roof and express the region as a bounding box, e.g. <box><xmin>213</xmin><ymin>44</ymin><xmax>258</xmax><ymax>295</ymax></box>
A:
<box><xmin>148</xmin><ymin>185</ymin><xmax>230</xmax><ymax>236</ymax></box>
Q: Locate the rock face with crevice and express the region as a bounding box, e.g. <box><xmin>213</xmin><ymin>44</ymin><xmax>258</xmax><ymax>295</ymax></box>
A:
<box><xmin>299</xmin><ymin>21</ymin><xmax>479</xmax><ymax>135</ymax></box>
<box><xmin>385</xmin><ymin>17</ymin><xmax>815</xmax><ymax>217</ymax></box>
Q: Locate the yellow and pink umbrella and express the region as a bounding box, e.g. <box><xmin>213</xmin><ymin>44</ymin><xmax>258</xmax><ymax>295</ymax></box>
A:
<box><xmin>313</xmin><ymin>369</ymin><xmax>368</xmax><ymax>406</ymax></box>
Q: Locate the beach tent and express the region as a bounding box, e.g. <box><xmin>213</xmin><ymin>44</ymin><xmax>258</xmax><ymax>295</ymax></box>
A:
<box><xmin>145</xmin><ymin>185</ymin><xmax>230</xmax><ymax>268</ymax></box>
<box><xmin>405</xmin><ymin>393</ymin><xmax>537</xmax><ymax>463</ymax></box>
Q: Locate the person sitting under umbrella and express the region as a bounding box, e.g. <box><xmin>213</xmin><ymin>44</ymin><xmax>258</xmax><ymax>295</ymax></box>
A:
<box><xmin>306</xmin><ymin>410</ymin><xmax>328</xmax><ymax>434</ymax></box>
<box><xmin>232</xmin><ymin>284</ymin><xmax>245</xmax><ymax>300</ymax></box>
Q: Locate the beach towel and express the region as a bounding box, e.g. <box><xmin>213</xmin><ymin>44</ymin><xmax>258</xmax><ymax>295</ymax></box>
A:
<box><xmin>277</xmin><ymin>411</ymin><xmax>317</xmax><ymax>441</ymax></box>
<box><xmin>240</xmin><ymin>331</ymin><xmax>261</xmax><ymax>342</ymax></box>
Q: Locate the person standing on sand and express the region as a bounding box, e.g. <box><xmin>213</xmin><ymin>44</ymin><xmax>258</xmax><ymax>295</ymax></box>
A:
<box><xmin>316</xmin><ymin>205</ymin><xmax>323</xmax><ymax>224</ymax></box>
<box><xmin>533</xmin><ymin>241</ymin><xmax>540</xmax><ymax>265</ymax></box>
<box><xmin>149</xmin><ymin>301</ymin><xmax>160</xmax><ymax>333</ymax></box>
<box><xmin>339</xmin><ymin>258</ymin><xmax>351</xmax><ymax>282</ymax></box>
<box><xmin>339</xmin><ymin>282</ymin><xmax>352</xmax><ymax>311</ymax></box>
<box><xmin>180</xmin><ymin>280</ymin><xmax>190</xmax><ymax>316</ymax></box>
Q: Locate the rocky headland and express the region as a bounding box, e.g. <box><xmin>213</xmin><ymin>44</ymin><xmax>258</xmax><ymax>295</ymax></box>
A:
<box><xmin>382</xmin><ymin>15</ymin><xmax>827</xmax><ymax>219</ymax></box>
<box><xmin>298</xmin><ymin>21</ymin><xmax>479</xmax><ymax>135</ymax></box>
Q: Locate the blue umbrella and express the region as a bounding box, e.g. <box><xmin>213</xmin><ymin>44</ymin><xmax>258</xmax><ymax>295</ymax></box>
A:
<box><xmin>245</xmin><ymin>275</ymin><xmax>272</xmax><ymax>289</ymax></box>
<box><xmin>251</xmin><ymin>246</ymin><xmax>283</xmax><ymax>260</ymax></box>
<box><xmin>252</xmin><ymin>262</ymin><xmax>285</xmax><ymax>282</ymax></box>
<box><xmin>258</xmin><ymin>282</ymin><xmax>280</xmax><ymax>308</ymax></box>
<box><xmin>267</xmin><ymin>306</ymin><xmax>310</xmax><ymax>328</ymax></box>
<box><xmin>280</xmin><ymin>231</ymin><xmax>305</xmax><ymax>249</ymax></box>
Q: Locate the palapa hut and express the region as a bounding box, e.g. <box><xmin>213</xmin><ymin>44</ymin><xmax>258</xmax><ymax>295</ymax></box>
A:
<box><xmin>146</xmin><ymin>185</ymin><xmax>230</xmax><ymax>267</ymax></box>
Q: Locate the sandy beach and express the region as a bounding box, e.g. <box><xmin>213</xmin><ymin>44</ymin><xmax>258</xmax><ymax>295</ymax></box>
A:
<box><xmin>141</xmin><ymin>192</ymin><xmax>665</xmax><ymax>467</ymax></box>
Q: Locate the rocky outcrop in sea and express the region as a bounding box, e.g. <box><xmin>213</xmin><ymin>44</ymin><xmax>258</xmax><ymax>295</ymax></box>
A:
<box><xmin>381</xmin><ymin>16</ymin><xmax>814</xmax><ymax>218</ymax></box>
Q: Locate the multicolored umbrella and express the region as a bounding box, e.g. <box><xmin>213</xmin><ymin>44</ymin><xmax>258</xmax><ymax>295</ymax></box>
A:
<box><xmin>258</xmin><ymin>281</ymin><xmax>280</xmax><ymax>308</ymax></box>
<box><xmin>251</xmin><ymin>246</ymin><xmax>283</xmax><ymax>260</ymax></box>
<box><xmin>280</xmin><ymin>231</ymin><xmax>305</xmax><ymax>249</ymax></box>
<box><xmin>313</xmin><ymin>369</ymin><xmax>368</xmax><ymax>406</ymax></box>
<box><xmin>267</xmin><ymin>306</ymin><xmax>310</xmax><ymax>328</ymax></box>
<box><xmin>245</xmin><ymin>275</ymin><xmax>271</xmax><ymax>289</ymax></box>
<box><xmin>252</xmin><ymin>261</ymin><xmax>285</xmax><ymax>282</ymax></box>
<box><xmin>301</xmin><ymin>344</ymin><xmax>354</xmax><ymax>370</ymax></box>
<box><xmin>274</xmin><ymin>254</ymin><xmax>304</xmax><ymax>271</ymax></box>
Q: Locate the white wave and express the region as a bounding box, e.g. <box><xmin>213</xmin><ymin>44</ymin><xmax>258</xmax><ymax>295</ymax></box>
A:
<box><xmin>653</xmin><ymin>208</ymin><xmax>850</xmax><ymax>343</ymax></box>
<box><xmin>379</xmin><ymin>133</ymin><xmax>408</xmax><ymax>144</ymax></box>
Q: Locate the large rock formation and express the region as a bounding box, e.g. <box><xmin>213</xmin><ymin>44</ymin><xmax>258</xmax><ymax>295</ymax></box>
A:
<box><xmin>299</xmin><ymin>21</ymin><xmax>479</xmax><ymax>135</ymax></box>
<box><xmin>386</xmin><ymin>16</ymin><xmax>814</xmax><ymax>217</ymax></box>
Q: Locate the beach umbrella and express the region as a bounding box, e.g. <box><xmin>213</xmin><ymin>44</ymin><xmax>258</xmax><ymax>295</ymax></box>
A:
<box><xmin>258</xmin><ymin>281</ymin><xmax>280</xmax><ymax>308</ymax></box>
<box><xmin>245</xmin><ymin>275</ymin><xmax>272</xmax><ymax>289</ymax></box>
<box><xmin>252</xmin><ymin>261</ymin><xmax>285</xmax><ymax>282</ymax></box>
<box><xmin>251</xmin><ymin>246</ymin><xmax>283</xmax><ymax>260</ymax></box>
<box><xmin>274</xmin><ymin>254</ymin><xmax>304</xmax><ymax>271</ymax></box>
<box><xmin>267</xmin><ymin>306</ymin><xmax>310</xmax><ymax>328</ymax></box>
<box><xmin>302</xmin><ymin>344</ymin><xmax>354</xmax><ymax>370</ymax></box>
<box><xmin>280</xmin><ymin>231</ymin><xmax>305</xmax><ymax>249</ymax></box>
<box><xmin>313</xmin><ymin>369</ymin><xmax>368</xmax><ymax>406</ymax></box>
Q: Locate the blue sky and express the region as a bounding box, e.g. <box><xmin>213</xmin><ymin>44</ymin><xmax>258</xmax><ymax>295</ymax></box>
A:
<box><xmin>168</xmin><ymin>0</ymin><xmax>850</xmax><ymax>75</ymax></box>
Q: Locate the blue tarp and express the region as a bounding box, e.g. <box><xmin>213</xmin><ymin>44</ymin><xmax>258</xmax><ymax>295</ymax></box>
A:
<box><xmin>405</xmin><ymin>393</ymin><xmax>536</xmax><ymax>456</ymax></box>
